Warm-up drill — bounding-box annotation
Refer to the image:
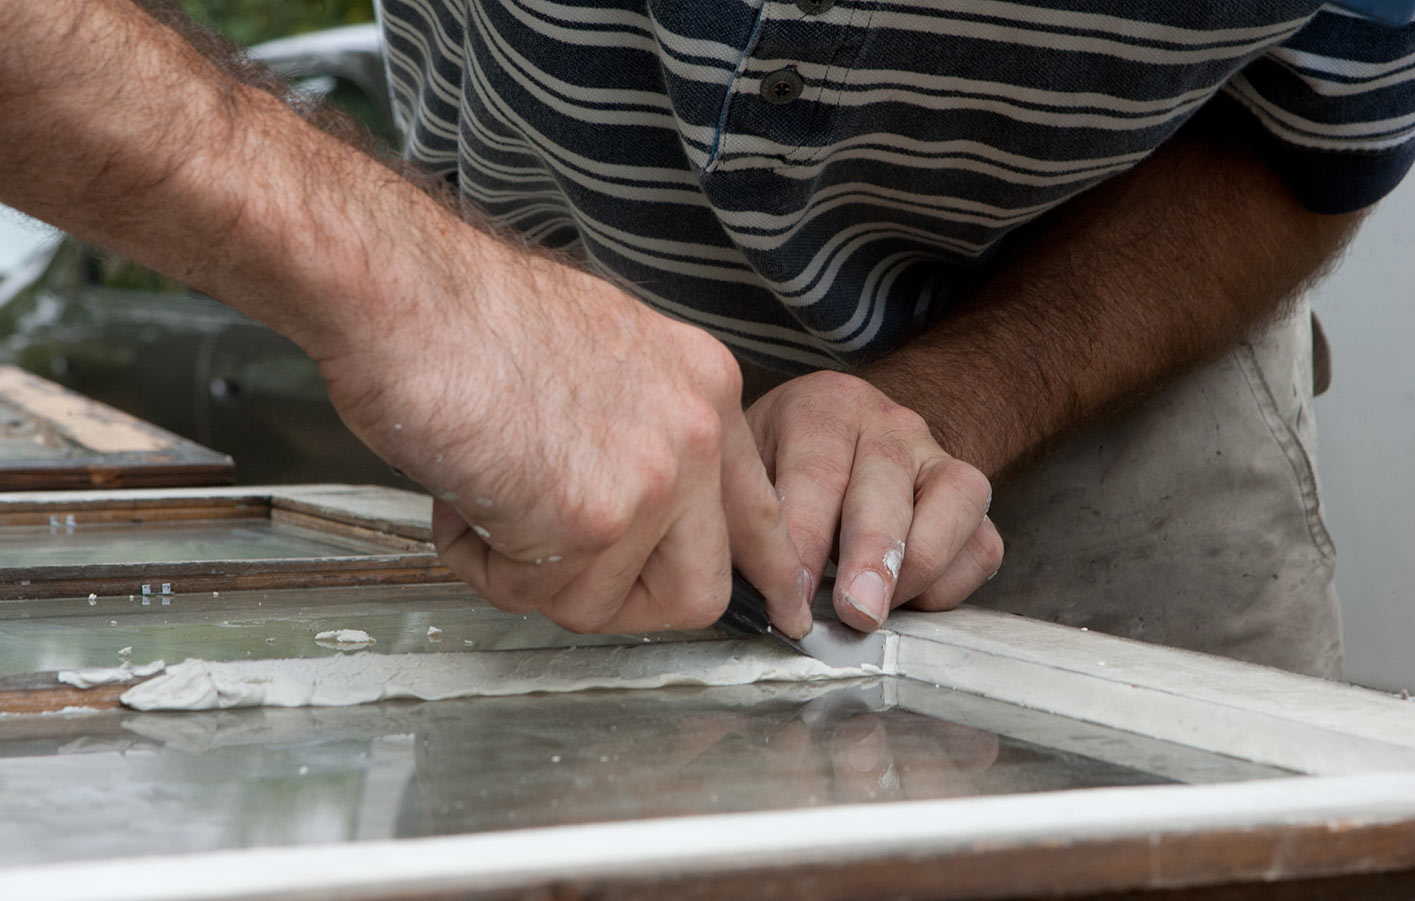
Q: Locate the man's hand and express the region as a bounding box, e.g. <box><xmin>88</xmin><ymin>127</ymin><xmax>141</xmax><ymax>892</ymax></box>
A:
<box><xmin>746</xmin><ymin>372</ymin><xmax>1001</xmax><ymax>631</ymax></box>
<box><xmin>319</xmin><ymin>244</ymin><xmax>811</xmax><ymax>637</ymax></box>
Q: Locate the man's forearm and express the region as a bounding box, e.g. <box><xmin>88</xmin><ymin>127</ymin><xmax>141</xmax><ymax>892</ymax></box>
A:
<box><xmin>0</xmin><ymin>0</ymin><xmax>478</xmax><ymax>360</ymax></box>
<box><xmin>0</xmin><ymin>0</ymin><xmax>816</xmax><ymax>635</ymax></box>
<box><xmin>863</xmin><ymin>111</ymin><xmax>1364</xmax><ymax>480</ymax></box>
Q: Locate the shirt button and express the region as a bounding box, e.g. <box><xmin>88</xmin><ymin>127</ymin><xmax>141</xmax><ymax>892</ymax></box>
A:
<box><xmin>760</xmin><ymin>68</ymin><xmax>805</xmax><ymax>105</ymax></box>
<box><xmin>795</xmin><ymin>0</ymin><xmax>836</xmax><ymax>13</ymax></box>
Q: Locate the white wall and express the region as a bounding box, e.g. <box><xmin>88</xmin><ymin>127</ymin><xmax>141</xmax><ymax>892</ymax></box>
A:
<box><xmin>0</xmin><ymin>207</ymin><xmax>54</xmax><ymax>274</ymax></box>
<box><xmin>1312</xmin><ymin>175</ymin><xmax>1415</xmax><ymax>693</ymax></box>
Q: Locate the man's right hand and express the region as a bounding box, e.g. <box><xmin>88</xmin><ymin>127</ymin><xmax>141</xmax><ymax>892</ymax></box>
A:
<box><xmin>317</xmin><ymin>241</ymin><xmax>812</xmax><ymax>637</ymax></box>
<box><xmin>0</xmin><ymin>2</ymin><xmax>808</xmax><ymax>639</ymax></box>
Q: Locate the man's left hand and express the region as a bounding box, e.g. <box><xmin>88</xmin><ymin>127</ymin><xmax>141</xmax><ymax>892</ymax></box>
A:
<box><xmin>746</xmin><ymin>372</ymin><xmax>1002</xmax><ymax>631</ymax></box>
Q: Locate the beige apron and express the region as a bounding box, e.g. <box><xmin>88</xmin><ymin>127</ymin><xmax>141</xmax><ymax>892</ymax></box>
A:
<box><xmin>968</xmin><ymin>297</ymin><xmax>1342</xmax><ymax>677</ymax></box>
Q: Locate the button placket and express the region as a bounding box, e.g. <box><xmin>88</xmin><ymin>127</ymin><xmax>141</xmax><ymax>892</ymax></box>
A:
<box><xmin>760</xmin><ymin>68</ymin><xmax>805</xmax><ymax>105</ymax></box>
<box><xmin>707</xmin><ymin>0</ymin><xmax>854</xmax><ymax>171</ymax></box>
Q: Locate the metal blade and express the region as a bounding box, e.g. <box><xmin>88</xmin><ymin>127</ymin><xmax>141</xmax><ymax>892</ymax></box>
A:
<box><xmin>717</xmin><ymin>571</ymin><xmax>890</xmax><ymax>670</ymax></box>
<box><xmin>769</xmin><ymin>618</ymin><xmax>891</xmax><ymax>671</ymax></box>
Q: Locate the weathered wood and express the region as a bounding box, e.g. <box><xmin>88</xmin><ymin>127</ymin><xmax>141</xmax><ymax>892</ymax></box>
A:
<box><xmin>0</xmin><ymin>486</ymin><xmax>453</xmax><ymax>600</ymax></box>
<box><xmin>0</xmin><ymin>494</ymin><xmax>267</xmax><ymax>526</ymax></box>
<box><xmin>273</xmin><ymin>484</ymin><xmax>437</xmax><ymax>542</ymax></box>
<box><xmin>0</xmin><ymin>366</ymin><xmax>234</xmax><ymax>489</ymax></box>
<box><xmin>0</xmin><ymin>671</ymin><xmax>148</xmax><ymax>715</ymax></box>
<box><xmin>269</xmin><ymin>507</ymin><xmax>432</xmax><ymax>552</ymax></box>
<box><xmin>2</xmin><ymin>555</ymin><xmax>454</xmax><ymax>600</ymax></box>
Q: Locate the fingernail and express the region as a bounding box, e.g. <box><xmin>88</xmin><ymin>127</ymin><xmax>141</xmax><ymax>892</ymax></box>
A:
<box><xmin>798</xmin><ymin>567</ymin><xmax>815</xmax><ymax>612</ymax></box>
<box><xmin>845</xmin><ymin>571</ymin><xmax>889</xmax><ymax>627</ymax></box>
<box><xmin>987</xmin><ymin>566</ymin><xmax>1001</xmax><ymax>582</ymax></box>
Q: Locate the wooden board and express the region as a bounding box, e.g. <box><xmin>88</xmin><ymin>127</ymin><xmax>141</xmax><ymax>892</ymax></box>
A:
<box><xmin>0</xmin><ymin>365</ymin><xmax>234</xmax><ymax>490</ymax></box>
<box><xmin>0</xmin><ymin>484</ymin><xmax>451</xmax><ymax>600</ymax></box>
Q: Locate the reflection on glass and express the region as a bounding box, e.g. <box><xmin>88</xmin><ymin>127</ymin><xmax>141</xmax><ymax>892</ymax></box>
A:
<box><xmin>0</xmin><ymin>679</ymin><xmax>1290</xmax><ymax>868</ymax></box>
<box><xmin>0</xmin><ymin>518</ymin><xmax>400</xmax><ymax>567</ymax></box>
<box><xmin>0</xmin><ymin>585</ymin><xmax>702</xmax><ymax>676</ymax></box>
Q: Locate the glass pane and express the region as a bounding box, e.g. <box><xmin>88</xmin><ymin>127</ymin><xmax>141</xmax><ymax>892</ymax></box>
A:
<box><xmin>0</xmin><ymin>585</ymin><xmax>703</xmax><ymax>676</ymax></box>
<box><xmin>0</xmin><ymin>517</ymin><xmax>400</xmax><ymax>568</ymax></box>
<box><xmin>0</xmin><ymin>678</ymin><xmax>1291</xmax><ymax>869</ymax></box>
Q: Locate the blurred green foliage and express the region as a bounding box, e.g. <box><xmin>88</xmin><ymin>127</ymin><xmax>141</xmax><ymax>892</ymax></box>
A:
<box><xmin>180</xmin><ymin>0</ymin><xmax>375</xmax><ymax>47</ymax></box>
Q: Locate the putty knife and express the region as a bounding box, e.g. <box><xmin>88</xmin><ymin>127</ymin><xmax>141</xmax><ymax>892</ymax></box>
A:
<box><xmin>716</xmin><ymin>571</ymin><xmax>891</xmax><ymax>670</ymax></box>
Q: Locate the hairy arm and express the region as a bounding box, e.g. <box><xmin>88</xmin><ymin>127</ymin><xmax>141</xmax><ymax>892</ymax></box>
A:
<box><xmin>0</xmin><ymin>0</ymin><xmax>812</xmax><ymax>636</ymax></box>
<box><xmin>750</xmin><ymin>108</ymin><xmax>1365</xmax><ymax>631</ymax></box>
<box><xmin>863</xmin><ymin>110</ymin><xmax>1364</xmax><ymax>480</ymax></box>
<box><xmin>0</xmin><ymin>0</ymin><xmax>452</xmax><ymax>355</ymax></box>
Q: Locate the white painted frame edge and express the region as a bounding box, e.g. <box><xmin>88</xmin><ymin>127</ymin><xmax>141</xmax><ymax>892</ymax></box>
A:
<box><xmin>6</xmin><ymin>771</ymin><xmax>1415</xmax><ymax>901</ymax></box>
<box><xmin>885</xmin><ymin>608</ymin><xmax>1415</xmax><ymax>775</ymax></box>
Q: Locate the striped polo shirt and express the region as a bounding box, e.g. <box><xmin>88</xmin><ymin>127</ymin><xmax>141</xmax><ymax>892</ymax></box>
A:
<box><xmin>375</xmin><ymin>1</ymin><xmax>1415</xmax><ymax>373</ymax></box>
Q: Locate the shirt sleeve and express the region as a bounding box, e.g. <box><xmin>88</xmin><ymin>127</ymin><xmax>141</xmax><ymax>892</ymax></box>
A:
<box><xmin>1219</xmin><ymin>8</ymin><xmax>1415</xmax><ymax>214</ymax></box>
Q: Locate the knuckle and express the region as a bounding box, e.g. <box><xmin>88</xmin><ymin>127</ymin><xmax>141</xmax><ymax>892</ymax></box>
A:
<box><xmin>651</xmin><ymin>566</ymin><xmax>729</xmax><ymax>631</ymax></box>
<box><xmin>941</xmin><ymin>459</ymin><xmax>993</xmax><ymax>515</ymax></box>
<box><xmin>675</xmin><ymin>399</ymin><xmax>724</xmax><ymax>460</ymax></box>
<box><xmin>681</xmin><ymin>593</ymin><xmax>730</xmax><ymax>630</ymax></box>
<box><xmin>633</xmin><ymin>443</ymin><xmax>682</xmax><ymax>504</ymax></box>
<box><xmin>975</xmin><ymin>523</ymin><xmax>1005</xmax><ymax>574</ymax></box>
<box><xmin>802</xmin><ymin>369</ymin><xmax>866</xmax><ymax>400</ymax></box>
<box><xmin>550</xmin><ymin>607</ymin><xmax>610</xmax><ymax>635</ymax></box>
<box><xmin>682</xmin><ymin>329</ymin><xmax>743</xmax><ymax>402</ymax></box>
<box><xmin>915</xmin><ymin>582</ymin><xmax>969</xmax><ymax>612</ymax></box>
<box><xmin>562</xmin><ymin>492</ymin><xmax>636</xmax><ymax>550</ymax></box>
<box><xmin>545</xmin><ymin>584</ymin><xmax>629</xmax><ymax>634</ymax></box>
<box><xmin>884</xmin><ymin>404</ymin><xmax>930</xmax><ymax>437</ymax></box>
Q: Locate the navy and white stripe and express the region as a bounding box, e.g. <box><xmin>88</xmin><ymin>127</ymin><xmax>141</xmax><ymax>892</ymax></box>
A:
<box><xmin>376</xmin><ymin>0</ymin><xmax>1415</xmax><ymax>373</ymax></box>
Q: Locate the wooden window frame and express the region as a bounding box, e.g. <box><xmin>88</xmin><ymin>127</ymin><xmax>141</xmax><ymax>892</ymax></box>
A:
<box><xmin>3</xmin><ymin>485</ymin><xmax>1415</xmax><ymax>899</ymax></box>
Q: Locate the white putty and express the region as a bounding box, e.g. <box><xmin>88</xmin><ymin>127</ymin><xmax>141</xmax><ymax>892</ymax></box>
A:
<box><xmin>474</xmin><ymin>497</ymin><xmax>494</xmax><ymax>508</ymax></box>
<box><xmin>120</xmin><ymin>641</ymin><xmax>883</xmax><ymax>712</ymax></box>
<box><xmin>426</xmin><ymin>626</ymin><xmax>443</xmax><ymax>642</ymax></box>
<box><xmin>118</xmin><ymin>646</ymin><xmax>132</xmax><ymax>660</ymax></box>
<box><xmin>883</xmin><ymin>542</ymin><xmax>906</xmax><ymax>580</ymax></box>
<box><xmin>87</xmin><ymin>593</ymin><xmax>97</xmax><ymax>606</ymax></box>
<box><xmin>0</xmin><ymin>705</ymin><xmax>102</xmax><ymax>718</ymax></box>
<box><xmin>471</xmin><ymin>525</ymin><xmax>492</xmax><ymax>541</ymax></box>
<box><xmin>546</xmin><ymin>555</ymin><xmax>563</xmax><ymax>563</ymax></box>
<box><xmin>437</xmin><ymin>491</ymin><xmax>458</xmax><ymax>503</ymax></box>
<box><xmin>314</xmin><ymin>629</ymin><xmax>376</xmax><ymax>650</ymax></box>
<box><xmin>57</xmin><ymin>659</ymin><xmax>166</xmax><ymax>689</ymax></box>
